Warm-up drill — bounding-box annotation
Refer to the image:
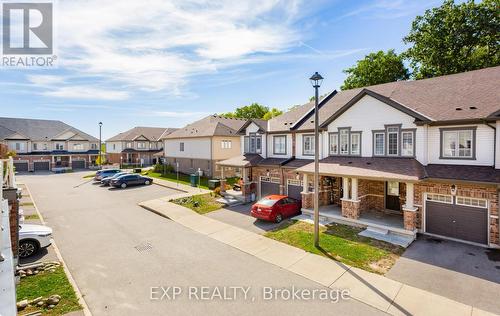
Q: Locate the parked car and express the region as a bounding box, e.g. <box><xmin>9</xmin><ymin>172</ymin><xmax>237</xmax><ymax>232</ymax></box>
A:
<box><xmin>251</xmin><ymin>195</ymin><xmax>301</xmax><ymax>223</ymax></box>
<box><xmin>19</xmin><ymin>224</ymin><xmax>52</xmax><ymax>258</ymax></box>
<box><xmin>110</xmin><ymin>174</ymin><xmax>153</xmax><ymax>188</ymax></box>
<box><xmin>101</xmin><ymin>172</ymin><xmax>128</xmax><ymax>186</ymax></box>
<box><xmin>94</xmin><ymin>169</ymin><xmax>121</xmax><ymax>181</ymax></box>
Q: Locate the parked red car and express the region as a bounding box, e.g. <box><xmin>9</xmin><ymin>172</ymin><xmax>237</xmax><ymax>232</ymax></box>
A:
<box><xmin>251</xmin><ymin>195</ymin><xmax>301</xmax><ymax>223</ymax></box>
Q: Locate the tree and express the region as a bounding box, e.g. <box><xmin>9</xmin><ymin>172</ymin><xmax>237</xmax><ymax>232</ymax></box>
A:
<box><xmin>341</xmin><ymin>50</ymin><xmax>409</xmax><ymax>90</ymax></box>
<box><xmin>262</xmin><ymin>108</ymin><xmax>283</xmax><ymax>120</ymax></box>
<box><xmin>96</xmin><ymin>143</ymin><xmax>106</xmax><ymax>165</ymax></box>
<box><xmin>221</xmin><ymin>103</ymin><xmax>283</xmax><ymax>120</ymax></box>
<box><xmin>309</xmin><ymin>93</ymin><xmax>329</xmax><ymax>102</ymax></box>
<box><xmin>403</xmin><ymin>0</ymin><xmax>500</xmax><ymax>79</ymax></box>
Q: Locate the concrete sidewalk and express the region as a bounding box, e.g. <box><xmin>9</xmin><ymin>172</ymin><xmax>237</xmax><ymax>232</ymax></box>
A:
<box><xmin>139</xmin><ymin>198</ymin><xmax>498</xmax><ymax>316</ymax></box>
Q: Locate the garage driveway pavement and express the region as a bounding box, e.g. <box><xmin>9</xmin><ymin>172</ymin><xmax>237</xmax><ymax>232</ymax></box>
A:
<box><xmin>387</xmin><ymin>235</ymin><xmax>500</xmax><ymax>314</ymax></box>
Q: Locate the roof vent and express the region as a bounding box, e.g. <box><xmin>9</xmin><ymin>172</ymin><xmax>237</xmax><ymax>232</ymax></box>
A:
<box><xmin>456</xmin><ymin>107</ymin><xmax>462</xmax><ymax>111</ymax></box>
<box><xmin>284</xmin><ymin>123</ymin><xmax>288</xmax><ymax>125</ymax></box>
<box><xmin>348</xmin><ymin>161</ymin><xmax>352</xmax><ymax>164</ymax></box>
<box><xmin>366</xmin><ymin>162</ymin><xmax>371</xmax><ymax>165</ymax></box>
<box><xmin>469</xmin><ymin>106</ymin><xmax>477</xmax><ymax>110</ymax></box>
<box><xmin>310</xmin><ymin>120</ymin><xmax>314</xmax><ymax>123</ymax></box>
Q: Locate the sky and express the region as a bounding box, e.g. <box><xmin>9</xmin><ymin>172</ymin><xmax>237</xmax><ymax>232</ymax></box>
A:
<box><xmin>0</xmin><ymin>0</ymin><xmax>442</xmax><ymax>139</ymax></box>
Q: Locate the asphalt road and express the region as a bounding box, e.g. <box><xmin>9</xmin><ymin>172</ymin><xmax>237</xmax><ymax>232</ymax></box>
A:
<box><xmin>19</xmin><ymin>172</ymin><xmax>386</xmax><ymax>316</ymax></box>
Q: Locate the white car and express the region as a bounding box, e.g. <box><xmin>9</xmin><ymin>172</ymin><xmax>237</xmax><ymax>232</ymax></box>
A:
<box><xmin>19</xmin><ymin>224</ymin><xmax>53</xmax><ymax>258</ymax></box>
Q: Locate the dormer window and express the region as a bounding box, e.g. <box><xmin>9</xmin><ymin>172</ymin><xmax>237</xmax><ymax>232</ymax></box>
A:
<box><xmin>273</xmin><ymin>135</ymin><xmax>286</xmax><ymax>155</ymax></box>
<box><xmin>244</xmin><ymin>133</ymin><xmax>262</xmax><ymax>154</ymax></box>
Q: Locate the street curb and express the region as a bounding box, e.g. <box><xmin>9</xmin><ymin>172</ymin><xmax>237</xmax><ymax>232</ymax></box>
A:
<box><xmin>152</xmin><ymin>181</ymin><xmax>188</xmax><ymax>193</ymax></box>
<box><xmin>23</xmin><ymin>183</ymin><xmax>92</xmax><ymax>316</ymax></box>
<box><xmin>138</xmin><ymin>204</ymin><xmax>172</xmax><ymax>220</ymax></box>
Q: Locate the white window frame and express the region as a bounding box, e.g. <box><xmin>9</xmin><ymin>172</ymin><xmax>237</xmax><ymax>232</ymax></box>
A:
<box><xmin>180</xmin><ymin>142</ymin><xmax>184</xmax><ymax>152</ymax></box>
<box><xmin>350</xmin><ymin>132</ymin><xmax>361</xmax><ymax>156</ymax></box>
<box><xmin>387</xmin><ymin>126</ymin><xmax>399</xmax><ymax>156</ymax></box>
<box><xmin>442</xmin><ymin>129</ymin><xmax>474</xmax><ymax>158</ymax></box>
<box><xmin>329</xmin><ymin>133</ymin><xmax>338</xmax><ymax>155</ymax></box>
<box><xmin>303</xmin><ymin>135</ymin><xmax>315</xmax><ymax>156</ymax></box>
<box><xmin>374</xmin><ymin>132</ymin><xmax>385</xmax><ymax>156</ymax></box>
<box><xmin>456</xmin><ymin>196</ymin><xmax>487</xmax><ymax>208</ymax></box>
<box><xmin>273</xmin><ymin>135</ymin><xmax>286</xmax><ymax>155</ymax></box>
<box><xmin>126</xmin><ymin>142</ymin><xmax>133</xmax><ymax>148</ymax></box>
<box><xmin>401</xmin><ymin>131</ymin><xmax>414</xmax><ymax>156</ymax></box>
<box><xmin>137</xmin><ymin>142</ymin><xmax>146</xmax><ymax>149</ymax></box>
<box><xmin>339</xmin><ymin>130</ymin><xmax>349</xmax><ymax>155</ymax></box>
<box><xmin>55</xmin><ymin>143</ymin><xmax>64</xmax><ymax>150</ymax></box>
<box><xmin>33</xmin><ymin>143</ymin><xmax>38</xmax><ymax>150</ymax></box>
<box><xmin>426</xmin><ymin>193</ymin><xmax>453</xmax><ymax>204</ymax></box>
<box><xmin>73</xmin><ymin>143</ymin><xmax>84</xmax><ymax>150</ymax></box>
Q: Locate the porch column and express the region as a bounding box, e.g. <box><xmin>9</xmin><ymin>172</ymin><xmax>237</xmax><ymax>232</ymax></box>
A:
<box><xmin>301</xmin><ymin>173</ymin><xmax>313</xmax><ymax>209</ymax></box>
<box><xmin>220</xmin><ymin>166</ymin><xmax>224</xmax><ymax>179</ymax></box>
<box><xmin>351</xmin><ymin>178</ymin><xmax>358</xmax><ymax>201</ymax></box>
<box><xmin>402</xmin><ymin>182</ymin><xmax>418</xmax><ymax>232</ymax></box>
<box><xmin>342</xmin><ymin>177</ymin><xmax>349</xmax><ymax>199</ymax></box>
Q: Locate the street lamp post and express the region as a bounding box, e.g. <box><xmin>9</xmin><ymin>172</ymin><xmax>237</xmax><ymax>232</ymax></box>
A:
<box><xmin>98</xmin><ymin>122</ymin><xmax>103</xmax><ymax>167</ymax></box>
<box><xmin>309</xmin><ymin>72</ymin><xmax>323</xmax><ymax>247</ymax></box>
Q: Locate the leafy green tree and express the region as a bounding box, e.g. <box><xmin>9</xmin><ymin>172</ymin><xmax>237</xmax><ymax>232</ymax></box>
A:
<box><xmin>221</xmin><ymin>103</ymin><xmax>269</xmax><ymax>119</ymax></box>
<box><xmin>403</xmin><ymin>0</ymin><xmax>500</xmax><ymax>79</ymax></box>
<box><xmin>341</xmin><ymin>50</ymin><xmax>409</xmax><ymax>90</ymax></box>
<box><xmin>221</xmin><ymin>103</ymin><xmax>283</xmax><ymax>120</ymax></box>
<box><xmin>309</xmin><ymin>93</ymin><xmax>329</xmax><ymax>102</ymax></box>
<box><xmin>262</xmin><ymin>108</ymin><xmax>283</xmax><ymax>120</ymax></box>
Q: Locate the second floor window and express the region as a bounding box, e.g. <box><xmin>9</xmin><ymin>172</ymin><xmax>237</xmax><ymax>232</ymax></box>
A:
<box><xmin>244</xmin><ymin>133</ymin><xmax>261</xmax><ymax>154</ymax></box>
<box><xmin>137</xmin><ymin>142</ymin><xmax>146</xmax><ymax>149</ymax></box>
<box><xmin>329</xmin><ymin>129</ymin><xmax>361</xmax><ymax>156</ymax></box>
<box><xmin>387</xmin><ymin>127</ymin><xmax>399</xmax><ymax>156</ymax></box>
<box><xmin>374</xmin><ymin>132</ymin><xmax>385</xmax><ymax>155</ymax></box>
<box><xmin>273</xmin><ymin>135</ymin><xmax>286</xmax><ymax>155</ymax></box>
<box><xmin>73</xmin><ymin>144</ymin><xmax>84</xmax><ymax>150</ymax></box>
<box><xmin>91</xmin><ymin>143</ymin><xmax>97</xmax><ymax>150</ymax></box>
<box><xmin>15</xmin><ymin>142</ymin><xmax>24</xmax><ymax>151</ymax></box>
<box><xmin>373</xmin><ymin>126</ymin><xmax>414</xmax><ymax>157</ymax></box>
<box><xmin>402</xmin><ymin>131</ymin><xmax>414</xmax><ymax>156</ymax></box>
<box><xmin>221</xmin><ymin>140</ymin><xmax>232</xmax><ymax>149</ymax></box>
<box><xmin>55</xmin><ymin>143</ymin><xmax>64</xmax><ymax>150</ymax></box>
<box><xmin>441</xmin><ymin>128</ymin><xmax>474</xmax><ymax>159</ymax></box>
<box><xmin>33</xmin><ymin>143</ymin><xmax>38</xmax><ymax>150</ymax></box>
<box><xmin>126</xmin><ymin>142</ymin><xmax>132</xmax><ymax>148</ymax></box>
<box><xmin>180</xmin><ymin>142</ymin><xmax>184</xmax><ymax>151</ymax></box>
<box><xmin>303</xmin><ymin>135</ymin><xmax>314</xmax><ymax>155</ymax></box>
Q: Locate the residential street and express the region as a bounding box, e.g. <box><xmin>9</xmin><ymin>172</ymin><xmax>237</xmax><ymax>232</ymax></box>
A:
<box><xmin>19</xmin><ymin>172</ymin><xmax>386</xmax><ymax>316</ymax></box>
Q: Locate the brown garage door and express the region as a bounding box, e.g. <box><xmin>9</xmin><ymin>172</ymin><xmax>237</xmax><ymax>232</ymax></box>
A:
<box><xmin>72</xmin><ymin>160</ymin><xmax>86</xmax><ymax>169</ymax></box>
<box><xmin>13</xmin><ymin>161</ymin><xmax>28</xmax><ymax>172</ymax></box>
<box><xmin>34</xmin><ymin>161</ymin><xmax>50</xmax><ymax>171</ymax></box>
<box><xmin>426</xmin><ymin>198</ymin><xmax>488</xmax><ymax>245</ymax></box>
<box><xmin>260</xmin><ymin>177</ymin><xmax>280</xmax><ymax>198</ymax></box>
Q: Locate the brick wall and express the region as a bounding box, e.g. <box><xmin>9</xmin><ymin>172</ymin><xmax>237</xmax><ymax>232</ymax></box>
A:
<box><xmin>414</xmin><ymin>181</ymin><xmax>499</xmax><ymax>246</ymax></box>
<box><xmin>342</xmin><ymin>199</ymin><xmax>360</xmax><ymax>219</ymax></box>
<box><xmin>358</xmin><ymin>179</ymin><xmax>384</xmax><ymax>212</ymax></box>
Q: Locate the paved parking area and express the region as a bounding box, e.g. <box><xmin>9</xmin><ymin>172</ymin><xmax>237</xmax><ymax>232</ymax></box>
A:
<box><xmin>205</xmin><ymin>204</ymin><xmax>288</xmax><ymax>234</ymax></box>
<box><xmin>387</xmin><ymin>235</ymin><xmax>500</xmax><ymax>314</ymax></box>
<box><xmin>19</xmin><ymin>172</ymin><xmax>384</xmax><ymax>316</ymax></box>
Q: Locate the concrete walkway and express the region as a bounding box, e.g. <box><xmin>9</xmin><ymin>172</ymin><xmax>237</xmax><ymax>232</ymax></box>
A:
<box><xmin>139</xmin><ymin>198</ymin><xmax>498</xmax><ymax>316</ymax></box>
<box><xmin>151</xmin><ymin>176</ymin><xmax>211</xmax><ymax>198</ymax></box>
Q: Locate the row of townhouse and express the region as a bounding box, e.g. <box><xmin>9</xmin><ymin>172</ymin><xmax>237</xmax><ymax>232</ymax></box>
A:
<box><xmin>216</xmin><ymin>66</ymin><xmax>500</xmax><ymax>248</ymax></box>
<box><xmin>0</xmin><ymin>117</ymin><xmax>100</xmax><ymax>171</ymax></box>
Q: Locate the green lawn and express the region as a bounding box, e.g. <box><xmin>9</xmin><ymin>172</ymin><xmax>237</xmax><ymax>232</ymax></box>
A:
<box><xmin>17</xmin><ymin>266</ymin><xmax>82</xmax><ymax>315</ymax></box>
<box><xmin>144</xmin><ymin>171</ymin><xmax>238</xmax><ymax>190</ymax></box>
<box><xmin>265</xmin><ymin>221</ymin><xmax>404</xmax><ymax>274</ymax></box>
<box><xmin>171</xmin><ymin>193</ymin><xmax>224</xmax><ymax>214</ymax></box>
<box><xmin>82</xmin><ymin>173</ymin><xmax>95</xmax><ymax>178</ymax></box>
<box><xmin>24</xmin><ymin>214</ymin><xmax>39</xmax><ymax>220</ymax></box>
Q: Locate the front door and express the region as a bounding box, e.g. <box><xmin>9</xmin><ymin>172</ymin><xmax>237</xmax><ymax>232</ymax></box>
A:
<box><xmin>386</xmin><ymin>181</ymin><xmax>401</xmax><ymax>211</ymax></box>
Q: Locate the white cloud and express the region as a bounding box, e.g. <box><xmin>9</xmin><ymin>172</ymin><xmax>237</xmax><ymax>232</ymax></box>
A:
<box><xmin>42</xmin><ymin>86</ymin><xmax>130</xmax><ymax>100</ymax></box>
<box><xmin>150</xmin><ymin>111</ymin><xmax>209</xmax><ymax>118</ymax></box>
<box><xmin>42</xmin><ymin>0</ymin><xmax>305</xmax><ymax>96</ymax></box>
<box><xmin>341</xmin><ymin>0</ymin><xmax>440</xmax><ymax>19</ymax></box>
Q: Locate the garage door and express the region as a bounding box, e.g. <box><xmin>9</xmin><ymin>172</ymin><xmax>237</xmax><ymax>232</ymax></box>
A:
<box><xmin>72</xmin><ymin>160</ymin><xmax>86</xmax><ymax>169</ymax></box>
<box><xmin>13</xmin><ymin>161</ymin><xmax>28</xmax><ymax>172</ymax></box>
<box><xmin>260</xmin><ymin>176</ymin><xmax>280</xmax><ymax>198</ymax></box>
<box><xmin>287</xmin><ymin>179</ymin><xmax>303</xmax><ymax>200</ymax></box>
<box><xmin>33</xmin><ymin>161</ymin><xmax>50</xmax><ymax>171</ymax></box>
<box><xmin>425</xmin><ymin>194</ymin><xmax>488</xmax><ymax>245</ymax></box>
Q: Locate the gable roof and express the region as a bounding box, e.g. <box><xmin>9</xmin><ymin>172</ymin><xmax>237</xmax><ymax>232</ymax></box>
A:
<box><xmin>106</xmin><ymin>126</ymin><xmax>176</xmax><ymax>142</ymax></box>
<box><xmin>236</xmin><ymin>119</ymin><xmax>268</xmax><ymax>134</ymax></box>
<box><xmin>274</xmin><ymin>66</ymin><xmax>500</xmax><ymax>132</ymax></box>
<box><xmin>0</xmin><ymin>117</ymin><xmax>98</xmax><ymax>142</ymax></box>
<box><xmin>164</xmin><ymin>115</ymin><xmax>247</xmax><ymax>139</ymax></box>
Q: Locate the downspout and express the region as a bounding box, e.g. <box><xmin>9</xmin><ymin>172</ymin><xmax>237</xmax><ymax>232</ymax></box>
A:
<box><xmin>485</xmin><ymin>121</ymin><xmax>496</xmax><ymax>167</ymax></box>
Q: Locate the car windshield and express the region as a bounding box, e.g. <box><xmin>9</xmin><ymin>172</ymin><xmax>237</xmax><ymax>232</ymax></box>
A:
<box><xmin>256</xmin><ymin>198</ymin><xmax>279</xmax><ymax>207</ymax></box>
<box><xmin>112</xmin><ymin>172</ymin><xmax>126</xmax><ymax>178</ymax></box>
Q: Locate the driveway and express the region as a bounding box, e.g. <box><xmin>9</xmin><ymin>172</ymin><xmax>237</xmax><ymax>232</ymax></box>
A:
<box><xmin>387</xmin><ymin>235</ymin><xmax>500</xmax><ymax>314</ymax></box>
<box><xmin>19</xmin><ymin>172</ymin><xmax>384</xmax><ymax>316</ymax></box>
<box><xmin>205</xmin><ymin>204</ymin><xmax>287</xmax><ymax>234</ymax></box>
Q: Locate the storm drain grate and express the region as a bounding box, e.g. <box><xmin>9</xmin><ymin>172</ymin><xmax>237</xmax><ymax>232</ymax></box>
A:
<box><xmin>134</xmin><ymin>242</ymin><xmax>153</xmax><ymax>252</ymax></box>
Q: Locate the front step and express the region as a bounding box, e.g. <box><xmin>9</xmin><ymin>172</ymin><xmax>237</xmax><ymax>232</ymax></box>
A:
<box><xmin>365</xmin><ymin>226</ymin><xmax>389</xmax><ymax>235</ymax></box>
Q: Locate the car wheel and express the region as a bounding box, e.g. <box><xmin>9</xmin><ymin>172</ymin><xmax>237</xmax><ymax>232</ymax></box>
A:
<box><xmin>19</xmin><ymin>240</ymin><xmax>38</xmax><ymax>258</ymax></box>
<box><xmin>145</xmin><ymin>180</ymin><xmax>150</xmax><ymax>185</ymax></box>
<box><xmin>275</xmin><ymin>214</ymin><xmax>283</xmax><ymax>223</ymax></box>
<box><xmin>121</xmin><ymin>183</ymin><xmax>127</xmax><ymax>188</ymax></box>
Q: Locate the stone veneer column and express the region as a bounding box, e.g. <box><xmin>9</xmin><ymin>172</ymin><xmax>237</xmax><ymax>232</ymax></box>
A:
<box><xmin>341</xmin><ymin>199</ymin><xmax>360</xmax><ymax>219</ymax></box>
<box><xmin>219</xmin><ymin>179</ymin><xmax>226</xmax><ymax>194</ymax></box>
<box><xmin>301</xmin><ymin>192</ymin><xmax>314</xmax><ymax>209</ymax></box>
<box><xmin>402</xmin><ymin>182</ymin><xmax>418</xmax><ymax>231</ymax></box>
